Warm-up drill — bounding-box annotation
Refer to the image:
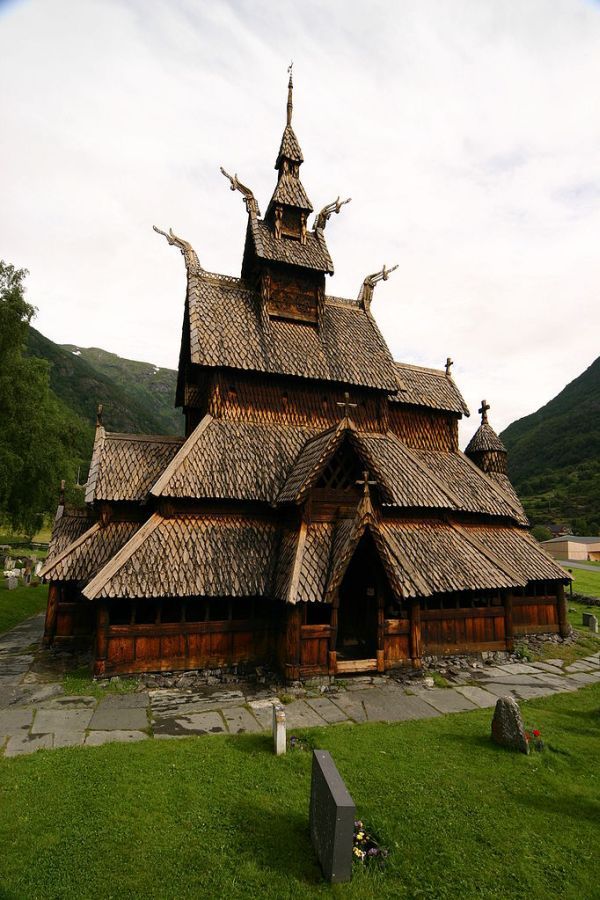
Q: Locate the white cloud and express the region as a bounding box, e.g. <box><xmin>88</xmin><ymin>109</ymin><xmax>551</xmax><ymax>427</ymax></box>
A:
<box><xmin>1</xmin><ymin>0</ymin><xmax>599</xmax><ymax>445</ymax></box>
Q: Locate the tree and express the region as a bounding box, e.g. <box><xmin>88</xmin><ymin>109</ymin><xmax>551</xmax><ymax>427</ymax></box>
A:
<box><xmin>0</xmin><ymin>261</ymin><xmax>87</xmax><ymax>535</ymax></box>
<box><xmin>531</xmin><ymin>525</ymin><xmax>552</xmax><ymax>543</ymax></box>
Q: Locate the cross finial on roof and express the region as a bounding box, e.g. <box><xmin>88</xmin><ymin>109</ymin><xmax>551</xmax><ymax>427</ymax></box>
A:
<box><xmin>445</xmin><ymin>357</ymin><xmax>453</xmax><ymax>377</ymax></box>
<box><xmin>59</xmin><ymin>478</ymin><xmax>65</xmax><ymax>505</ymax></box>
<box><xmin>356</xmin><ymin>469</ymin><xmax>377</xmax><ymax>497</ymax></box>
<box><xmin>479</xmin><ymin>399</ymin><xmax>490</xmax><ymax>425</ymax></box>
<box><xmin>96</xmin><ymin>403</ymin><xmax>103</xmax><ymax>427</ymax></box>
<box><xmin>336</xmin><ymin>391</ymin><xmax>358</xmax><ymax>420</ymax></box>
<box><xmin>287</xmin><ymin>62</ymin><xmax>294</xmax><ymax>125</ymax></box>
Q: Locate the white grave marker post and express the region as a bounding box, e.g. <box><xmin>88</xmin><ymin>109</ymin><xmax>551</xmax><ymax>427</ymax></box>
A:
<box><xmin>272</xmin><ymin>703</ymin><xmax>286</xmax><ymax>755</ymax></box>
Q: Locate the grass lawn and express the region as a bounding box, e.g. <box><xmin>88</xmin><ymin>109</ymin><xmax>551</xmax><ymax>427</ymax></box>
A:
<box><xmin>569</xmin><ymin>567</ymin><xmax>600</xmax><ymax>598</ymax></box>
<box><xmin>0</xmin><ymin>581</ymin><xmax>48</xmax><ymax>635</ymax></box>
<box><xmin>0</xmin><ymin>686</ymin><xmax>598</xmax><ymax>899</ymax></box>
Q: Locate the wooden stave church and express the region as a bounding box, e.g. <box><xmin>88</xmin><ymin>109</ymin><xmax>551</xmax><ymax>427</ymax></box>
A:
<box><xmin>41</xmin><ymin>76</ymin><xmax>570</xmax><ymax>680</ymax></box>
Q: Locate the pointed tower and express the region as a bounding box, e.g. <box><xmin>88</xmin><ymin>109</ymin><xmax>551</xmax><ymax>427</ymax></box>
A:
<box><xmin>234</xmin><ymin>70</ymin><xmax>342</xmax><ymax>324</ymax></box>
<box><xmin>465</xmin><ymin>400</ymin><xmax>508</xmax><ymax>475</ymax></box>
<box><xmin>264</xmin><ymin>71</ymin><xmax>313</xmax><ymax>241</ymax></box>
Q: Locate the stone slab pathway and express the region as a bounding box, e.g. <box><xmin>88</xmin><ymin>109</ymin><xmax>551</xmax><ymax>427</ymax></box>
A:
<box><xmin>1</xmin><ymin>614</ymin><xmax>599</xmax><ymax>757</ymax></box>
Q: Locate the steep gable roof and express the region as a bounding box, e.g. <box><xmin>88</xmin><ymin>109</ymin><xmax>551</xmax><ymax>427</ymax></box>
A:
<box><xmin>185</xmin><ymin>270</ymin><xmax>399</xmax><ymax>391</ymax></box>
<box><xmin>86</xmin><ymin>428</ymin><xmax>183</xmax><ymax>503</ymax></box>
<box><xmin>391</xmin><ymin>363</ymin><xmax>469</xmax><ymax>416</ymax></box>
<box><xmin>40</xmin><ymin>520</ymin><xmax>140</xmax><ymax>583</ymax></box>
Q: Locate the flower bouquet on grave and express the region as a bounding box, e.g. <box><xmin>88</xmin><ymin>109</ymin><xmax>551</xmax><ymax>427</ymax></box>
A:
<box><xmin>352</xmin><ymin>819</ymin><xmax>389</xmax><ymax>867</ymax></box>
<box><xmin>525</xmin><ymin>728</ymin><xmax>544</xmax><ymax>752</ymax></box>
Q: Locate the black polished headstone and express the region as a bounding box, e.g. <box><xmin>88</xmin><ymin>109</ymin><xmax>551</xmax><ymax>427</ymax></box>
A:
<box><xmin>309</xmin><ymin>749</ymin><xmax>356</xmax><ymax>883</ymax></box>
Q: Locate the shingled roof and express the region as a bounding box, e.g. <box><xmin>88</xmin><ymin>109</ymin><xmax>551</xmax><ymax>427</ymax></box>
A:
<box><xmin>276</xmin><ymin>123</ymin><xmax>304</xmax><ymax>166</ymax></box>
<box><xmin>40</xmin><ymin>520</ymin><xmax>140</xmax><ymax>583</ymax></box>
<box><xmin>46</xmin><ymin>505</ymin><xmax>92</xmax><ymax>566</ymax></box>
<box><xmin>185</xmin><ymin>271</ymin><xmax>399</xmax><ymax>391</ymax></box>
<box><xmin>86</xmin><ymin>428</ymin><xmax>184</xmax><ymax>503</ymax></box>
<box><xmin>248</xmin><ymin>218</ymin><xmax>333</xmax><ymax>272</ymax></box>
<box><xmin>465</xmin><ymin>422</ymin><xmax>507</xmax><ymax>454</ymax></box>
<box><xmin>391</xmin><ymin>363</ymin><xmax>469</xmax><ymax>416</ymax></box>
<box><xmin>83</xmin><ymin>513</ymin><xmax>279</xmax><ymax>600</ymax></box>
<box><xmin>151</xmin><ymin>415</ymin><xmax>317</xmax><ymax>502</ymax></box>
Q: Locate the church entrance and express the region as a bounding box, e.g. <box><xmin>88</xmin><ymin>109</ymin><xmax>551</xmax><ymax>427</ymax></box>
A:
<box><xmin>335</xmin><ymin>533</ymin><xmax>386</xmax><ymax>668</ymax></box>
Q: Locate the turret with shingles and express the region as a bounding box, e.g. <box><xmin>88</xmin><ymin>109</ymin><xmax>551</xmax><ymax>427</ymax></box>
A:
<box><xmin>465</xmin><ymin>400</ymin><xmax>508</xmax><ymax>475</ymax></box>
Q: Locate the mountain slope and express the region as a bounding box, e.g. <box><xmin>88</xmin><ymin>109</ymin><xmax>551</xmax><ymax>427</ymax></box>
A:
<box><xmin>501</xmin><ymin>356</ymin><xmax>600</xmax><ymax>530</ymax></box>
<box><xmin>27</xmin><ymin>328</ymin><xmax>182</xmax><ymax>436</ymax></box>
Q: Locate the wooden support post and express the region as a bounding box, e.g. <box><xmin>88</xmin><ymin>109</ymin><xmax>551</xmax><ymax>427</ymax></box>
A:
<box><xmin>284</xmin><ymin>605</ymin><xmax>302</xmax><ymax>681</ymax></box>
<box><xmin>376</xmin><ymin>589</ymin><xmax>385</xmax><ymax>673</ymax></box>
<box><xmin>94</xmin><ymin>602</ymin><xmax>109</xmax><ymax>678</ymax></box>
<box><xmin>557</xmin><ymin>583</ymin><xmax>569</xmax><ymax>638</ymax></box>
<box><xmin>504</xmin><ymin>591</ymin><xmax>514</xmax><ymax>652</ymax></box>
<box><xmin>410</xmin><ymin>599</ymin><xmax>422</xmax><ymax>669</ymax></box>
<box><xmin>328</xmin><ymin>650</ymin><xmax>337</xmax><ymax>675</ymax></box>
<box><xmin>43</xmin><ymin>583</ymin><xmax>59</xmax><ymax>647</ymax></box>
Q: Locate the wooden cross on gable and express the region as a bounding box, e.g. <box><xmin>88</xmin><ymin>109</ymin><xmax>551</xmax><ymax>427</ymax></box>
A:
<box><xmin>336</xmin><ymin>391</ymin><xmax>357</xmax><ymax>420</ymax></box>
<box><xmin>356</xmin><ymin>469</ymin><xmax>377</xmax><ymax>497</ymax></box>
<box><xmin>479</xmin><ymin>399</ymin><xmax>490</xmax><ymax>425</ymax></box>
<box><xmin>445</xmin><ymin>357</ymin><xmax>453</xmax><ymax>377</ymax></box>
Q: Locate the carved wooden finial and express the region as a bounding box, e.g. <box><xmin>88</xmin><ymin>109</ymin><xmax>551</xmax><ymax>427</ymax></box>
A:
<box><xmin>287</xmin><ymin>62</ymin><xmax>294</xmax><ymax>125</ymax></box>
<box><xmin>153</xmin><ymin>225</ymin><xmax>202</xmax><ymax>275</ymax></box>
<box><xmin>358</xmin><ymin>263</ymin><xmax>399</xmax><ymax>311</ymax></box>
<box><xmin>479</xmin><ymin>399</ymin><xmax>490</xmax><ymax>425</ymax></box>
<box><xmin>219</xmin><ymin>167</ymin><xmax>261</xmax><ymax>217</ymax></box>
<box><xmin>59</xmin><ymin>479</ymin><xmax>65</xmax><ymax>505</ymax></box>
<box><xmin>336</xmin><ymin>391</ymin><xmax>358</xmax><ymax>420</ymax></box>
<box><xmin>96</xmin><ymin>403</ymin><xmax>103</xmax><ymax>427</ymax></box>
<box><xmin>445</xmin><ymin>357</ymin><xmax>453</xmax><ymax>377</ymax></box>
<box><xmin>356</xmin><ymin>469</ymin><xmax>377</xmax><ymax>497</ymax></box>
<box><xmin>314</xmin><ymin>196</ymin><xmax>352</xmax><ymax>231</ymax></box>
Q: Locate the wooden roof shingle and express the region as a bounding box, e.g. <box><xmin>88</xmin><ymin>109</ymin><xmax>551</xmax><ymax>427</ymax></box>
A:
<box><xmin>83</xmin><ymin>513</ymin><xmax>279</xmax><ymax>600</ymax></box>
<box><xmin>40</xmin><ymin>521</ymin><xmax>140</xmax><ymax>583</ymax></box>
<box><xmin>186</xmin><ymin>271</ymin><xmax>399</xmax><ymax>391</ymax></box>
<box><xmin>249</xmin><ymin>218</ymin><xmax>333</xmax><ymax>272</ymax></box>
<box><xmin>151</xmin><ymin>415</ymin><xmax>317</xmax><ymax>502</ymax></box>
<box><xmin>46</xmin><ymin>505</ymin><xmax>92</xmax><ymax>566</ymax></box>
<box><xmin>391</xmin><ymin>363</ymin><xmax>469</xmax><ymax>416</ymax></box>
<box><xmin>85</xmin><ymin>428</ymin><xmax>184</xmax><ymax>503</ymax></box>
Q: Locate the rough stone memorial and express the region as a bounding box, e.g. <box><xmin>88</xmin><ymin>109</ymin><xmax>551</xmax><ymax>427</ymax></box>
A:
<box><xmin>582</xmin><ymin>612</ymin><xmax>599</xmax><ymax>633</ymax></box>
<box><xmin>309</xmin><ymin>749</ymin><xmax>356</xmax><ymax>883</ymax></box>
<box><xmin>491</xmin><ymin>696</ymin><xmax>529</xmax><ymax>753</ymax></box>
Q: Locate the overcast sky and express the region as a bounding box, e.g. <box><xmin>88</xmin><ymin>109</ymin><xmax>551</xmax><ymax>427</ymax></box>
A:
<box><xmin>1</xmin><ymin>0</ymin><xmax>599</xmax><ymax>445</ymax></box>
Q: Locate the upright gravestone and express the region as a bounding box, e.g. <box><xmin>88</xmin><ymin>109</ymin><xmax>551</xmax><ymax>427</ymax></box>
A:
<box><xmin>583</xmin><ymin>612</ymin><xmax>599</xmax><ymax>633</ymax></box>
<box><xmin>309</xmin><ymin>750</ymin><xmax>356</xmax><ymax>883</ymax></box>
<box><xmin>7</xmin><ymin>576</ymin><xmax>18</xmax><ymax>590</ymax></box>
<box><xmin>491</xmin><ymin>696</ymin><xmax>529</xmax><ymax>754</ymax></box>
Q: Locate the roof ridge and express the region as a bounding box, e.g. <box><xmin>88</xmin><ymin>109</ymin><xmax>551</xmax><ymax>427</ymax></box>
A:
<box><xmin>150</xmin><ymin>414</ymin><xmax>214</xmax><ymax>497</ymax></box>
<box><xmin>83</xmin><ymin>513</ymin><xmax>163</xmax><ymax>600</ymax></box>
<box><xmin>104</xmin><ymin>433</ymin><xmax>184</xmax><ymax>444</ymax></box>
<box><xmin>395</xmin><ymin>361</ymin><xmax>447</xmax><ymax>377</ymax></box>
<box><xmin>287</xmin><ymin>520</ymin><xmax>308</xmax><ymax>603</ymax></box>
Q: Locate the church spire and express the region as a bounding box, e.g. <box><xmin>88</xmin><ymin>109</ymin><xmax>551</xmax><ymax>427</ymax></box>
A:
<box><xmin>286</xmin><ymin>63</ymin><xmax>293</xmax><ymax>126</ymax></box>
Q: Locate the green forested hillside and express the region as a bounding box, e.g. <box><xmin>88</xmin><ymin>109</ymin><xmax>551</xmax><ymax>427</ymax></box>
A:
<box><xmin>27</xmin><ymin>329</ymin><xmax>182</xmax><ymax>436</ymax></box>
<box><xmin>501</xmin><ymin>356</ymin><xmax>600</xmax><ymax>531</ymax></box>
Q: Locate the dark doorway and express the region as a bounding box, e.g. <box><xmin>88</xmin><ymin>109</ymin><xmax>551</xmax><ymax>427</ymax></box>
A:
<box><xmin>336</xmin><ymin>532</ymin><xmax>389</xmax><ymax>661</ymax></box>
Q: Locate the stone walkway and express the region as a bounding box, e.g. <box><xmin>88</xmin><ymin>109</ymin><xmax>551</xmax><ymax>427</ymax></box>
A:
<box><xmin>1</xmin><ymin>615</ymin><xmax>600</xmax><ymax>757</ymax></box>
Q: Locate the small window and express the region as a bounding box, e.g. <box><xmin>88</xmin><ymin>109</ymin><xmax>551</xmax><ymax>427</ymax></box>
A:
<box><xmin>209</xmin><ymin>598</ymin><xmax>230</xmax><ymax>622</ymax></box>
<box><xmin>305</xmin><ymin>604</ymin><xmax>331</xmax><ymax>625</ymax></box>
<box><xmin>185</xmin><ymin>599</ymin><xmax>208</xmax><ymax>623</ymax></box>
<box><xmin>109</xmin><ymin>602</ymin><xmax>131</xmax><ymax>626</ymax></box>
<box><xmin>161</xmin><ymin>599</ymin><xmax>182</xmax><ymax>623</ymax></box>
<box><xmin>135</xmin><ymin>603</ymin><xmax>157</xmax><ymax>625</ymax></box>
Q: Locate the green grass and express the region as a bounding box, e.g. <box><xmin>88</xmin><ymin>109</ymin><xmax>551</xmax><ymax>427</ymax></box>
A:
<box><xmin>569</xmin><ymin>567</ymin><xmax>600</xmax><ymax>598</ymax></box>
<box><xmin>0</xmin><ymin>581</ymin><xmax>48</xmax><ymax>634</ymax></box>
<box><xmin>62</xmin><ymin>667</ymin><xmax>139</xmax><ymax>699</ymax></box>
<box><xmin>0</xmin><ymin>686</ymin><xmax>598</xmax><ymax>899</ymax></box>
